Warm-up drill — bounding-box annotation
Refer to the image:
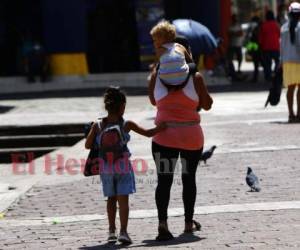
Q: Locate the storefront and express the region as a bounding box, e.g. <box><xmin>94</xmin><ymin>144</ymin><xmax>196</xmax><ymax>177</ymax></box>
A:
<box><xmin>0</xmin><ymin>0</ymin><xmax>226</xmax><ymax>76</ymax></box>
<box><xmin>136</xmin><ymin>0</ymin><xmax>221</xmax><ymax>69</ymax></box>
<box><xmin>232</xmin><ymin>0</ymin><xmax>289</xmax><ymax>22</ymax></box>
<box><xmin>0</xmin><ymin>0</ymin><xmax>43</xmax><ymax>76</ymax></box>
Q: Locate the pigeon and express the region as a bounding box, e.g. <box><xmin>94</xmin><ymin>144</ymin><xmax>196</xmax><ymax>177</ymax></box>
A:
<box><xmin>201</xmin><ymin>145</ymin><xmax>217</xmax><ymax>164</ymax></box>
<box><xmin>246</xmin><ymin>167</ymin><xmax>261</xmax><ymax>192</ymax></box>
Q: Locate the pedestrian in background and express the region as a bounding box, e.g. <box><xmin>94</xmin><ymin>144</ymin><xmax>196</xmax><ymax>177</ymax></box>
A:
<box><xmin>280</xmin><ymin>2</ymin><xmax>300</xmax><ymax>123</ymax></box>
<box><xmin>227</xmin><ymin>14</ymin><xmax>244</xmax><ymax>80</ymax></box>
<box><xmin>245</xmin><ymin>16</ymin><xmax>262</xmax><ymax>82</ymax></box>
<box><xmin>259</xmin><ymin>10</ymin><xmax>280</xmax><ymax>82</ymax></box>
<box><xmin>277</xmin><ymin>3</ymin><xmax>288</xmax><ymax>26</ymax></box>
<box><xmin>22</xmin><ymin>38</ymin><xmax>48</xmax><ymax>83</ymax></box>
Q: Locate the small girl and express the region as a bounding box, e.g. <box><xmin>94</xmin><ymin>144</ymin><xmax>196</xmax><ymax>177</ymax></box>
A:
<box><xmin>85</xmin><ymin>87</ymin><xmax>166</xmax><ymax>244</ymax></box>
<box><xmin>150</xmin><ymin>20</ymin><xmax>193</xmax><ymax>86</ymax></box>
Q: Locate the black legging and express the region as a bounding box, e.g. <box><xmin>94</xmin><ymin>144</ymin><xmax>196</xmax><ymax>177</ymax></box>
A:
<box><xmin>152</xmin><ymin>141</ymin><xmax>203</xmax><ymax>223</ymax></box>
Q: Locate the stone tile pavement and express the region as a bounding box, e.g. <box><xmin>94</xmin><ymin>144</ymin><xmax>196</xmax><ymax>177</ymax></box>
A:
<box><xmin>1</xmin><ymin>210</ymin><xmax>299</xmax><ymax>249</ymax></box>
<box><xmin>0</xmin><ymin>92</ymin><xmax>300</xmax><ymax>249</ymax></box>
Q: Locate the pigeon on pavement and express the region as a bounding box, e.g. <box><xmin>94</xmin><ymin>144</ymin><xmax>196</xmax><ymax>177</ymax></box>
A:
<box><xmin>246</xmin><ymin>167</ymin><xmax>261</xmax><ymax>192</ymax></box>
<box><xmin>201</xmin><ymin>145</ymin><xmax>217</xmax><ymax>164</ymax></box>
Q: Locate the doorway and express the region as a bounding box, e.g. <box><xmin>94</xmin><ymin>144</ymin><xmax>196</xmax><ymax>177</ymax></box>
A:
<box><xmin>0</xmin><ymin>0</ymin><xmax>43</xmax><ymax>76</ymax></box>
<box><xmin>86</xmin><ymin>0</ymin><xmax>140</xmax><ymax>73</ymax></box>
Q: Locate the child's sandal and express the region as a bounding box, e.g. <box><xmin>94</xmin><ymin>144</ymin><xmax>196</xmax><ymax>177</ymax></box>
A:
<box><xmin>107</xmin><ymin>232</ymin><xmax>117</xmax><ymax>242</ymax></box>
<box><xmin>118</xmin><ymin>231</ymin><xmax>132</xmax><ymax>244</ymax></box>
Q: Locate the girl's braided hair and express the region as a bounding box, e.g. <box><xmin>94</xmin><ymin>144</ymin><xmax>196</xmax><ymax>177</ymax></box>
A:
<box><xmin>104</xmin><ymin>86</ymin><xmax>126</xmax><ymax>114</ymax></box>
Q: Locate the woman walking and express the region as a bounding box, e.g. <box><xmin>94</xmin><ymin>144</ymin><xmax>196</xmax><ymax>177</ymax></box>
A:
<box><xmin>259</xmin><ymin>10</ymin><xmax>281</xmax><ymax>82</ymax></box>
<box><xmin>148</xmin><ymin>21</ymin><xmax>213</xmax><ymax>240</ymax></box>
<box><xmin>281</xmin><ymin>2</ymin><xmax>300</xmax><ymax>122</ymax></box>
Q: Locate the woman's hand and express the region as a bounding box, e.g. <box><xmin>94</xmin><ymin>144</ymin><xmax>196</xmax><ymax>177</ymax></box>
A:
<box><xmin>156</xmin><ymin>122</ymin><xmax>167</xmax><ymax>131</ymax></box>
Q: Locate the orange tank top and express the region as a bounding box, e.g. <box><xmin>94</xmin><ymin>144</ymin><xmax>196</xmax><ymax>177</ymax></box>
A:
<box><xmin>153</xmin><ymin>77</ymin><xmax>204</xmax><ymax>150</ymax></box>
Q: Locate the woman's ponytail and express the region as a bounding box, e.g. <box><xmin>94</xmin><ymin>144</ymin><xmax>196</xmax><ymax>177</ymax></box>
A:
<box><xmin>289</xmin><ymin>10</ymin><xmax>300</xmax><ymax>44</ymax></box>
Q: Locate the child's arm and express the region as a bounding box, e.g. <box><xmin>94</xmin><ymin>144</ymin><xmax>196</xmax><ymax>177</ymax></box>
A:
<box><xmin>125</xmin><ymin>121</ymin><xmax>166</xmax><ymax>137</ymax></box>
<box><xmin>85</xmin><ymin>122</ymin><xmax>99</xmax><ymax>149</ymax></box>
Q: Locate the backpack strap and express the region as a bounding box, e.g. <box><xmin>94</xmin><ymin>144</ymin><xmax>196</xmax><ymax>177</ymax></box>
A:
<box><xmin>98</xmin><ymin>118</ymin><xmax>127</xmax><ymax>145</ymax></box>
<box><xmin>117</xmin><ymin>119</ymin><xmax>127</xmax><ymax>144</ymax></box>
<box><xmin>159</xmin><ymin>74</ymin><xmax>191</xmax><ymax>91</ymax></box>
<box><xmin>95</xmin><ymin>118</ymin><xmax>105</xmax><ymax>133</ymax></box>
<box><xmin>97</xmin><ymin>120</ymin><xmax>101</xmax><ymax>130</ymax></box>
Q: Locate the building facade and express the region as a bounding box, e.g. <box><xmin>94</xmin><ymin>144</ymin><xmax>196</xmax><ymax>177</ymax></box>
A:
<box><xmin>0</xmin><ymin>0</ymin><xmax>288</xmax><ymax>76</ymax></box>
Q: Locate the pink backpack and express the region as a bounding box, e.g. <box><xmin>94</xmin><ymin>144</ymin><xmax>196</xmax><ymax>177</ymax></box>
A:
<box><xmin>98</xmin><ymin>119</ymin><xmax>127</xmax><ymax>162</ymax></box>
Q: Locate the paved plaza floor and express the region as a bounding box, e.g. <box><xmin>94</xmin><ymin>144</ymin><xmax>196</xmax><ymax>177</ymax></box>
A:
<box><xmin>0</xmin><ymin>89</ymin><xmax>299</xmax><ymax>249</ymax></box>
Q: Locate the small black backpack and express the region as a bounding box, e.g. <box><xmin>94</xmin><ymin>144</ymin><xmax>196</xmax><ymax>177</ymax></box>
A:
<box><xmin>83</xmin><ymin>121</ymin><xmax>100</xmax><ymax>177</ymax></box>
<box><xmin>265</xmin><ymin>67</ymin><xmax>283</xmax><ymax>107</ymax></box>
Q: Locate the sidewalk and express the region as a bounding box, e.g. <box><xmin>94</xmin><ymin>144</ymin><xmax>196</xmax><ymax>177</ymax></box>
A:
<box><xmin>0</xmin><ymin>89</ymin><xmax>299</xmax><ymax>249</ymax></box>
<box><xmin>0</xmin><ymin>61</ymin><xmax>272</xmax><ymax>101</ymax></box>
<box><xmin>1</xmin><ymin>60</ymin><xmax>266</xmax><ymax>97</ymax></box>
<box><xmin>0</xmin><ymin>71</ymin><xmax>232</xmax><ymax>98</ymax></box>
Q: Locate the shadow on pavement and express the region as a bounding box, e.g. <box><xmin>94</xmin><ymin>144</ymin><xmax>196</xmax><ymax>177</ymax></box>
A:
<box><xmin>140</xmin><ymin>233</ymin><xmax>206</xmax><ymax>247</ymax></box>
<box><xmin>79</xmin><ymin>234</ymin><xmax>205</xmax><ymax>249</ymax></box>
<box><xmin>79</xmin><ymin>242</ymin><xmax>130</xmax><ymax>249</ymax></box>
<box><xmin>0</xmin><ymin>105</ymin><xmax>14</xmax><ymax>114</ymax></box>
<box><xmin>270</xmin><ymin>121</ymin><xmax>292</xmax><ymax>125</ymax></box>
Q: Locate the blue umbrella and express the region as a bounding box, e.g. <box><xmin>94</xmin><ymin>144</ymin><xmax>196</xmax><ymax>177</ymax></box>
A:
<box><xmin>172</xmin><ymin>19</ymin><xmax>217</xmax><ymax>56</ymax></box>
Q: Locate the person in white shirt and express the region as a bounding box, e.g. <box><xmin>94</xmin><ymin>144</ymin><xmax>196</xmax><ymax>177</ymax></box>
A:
<box><xmin>228</xmin><ymin>14</ymin><xmax>244</xmax><ymax>78</ymax></box>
